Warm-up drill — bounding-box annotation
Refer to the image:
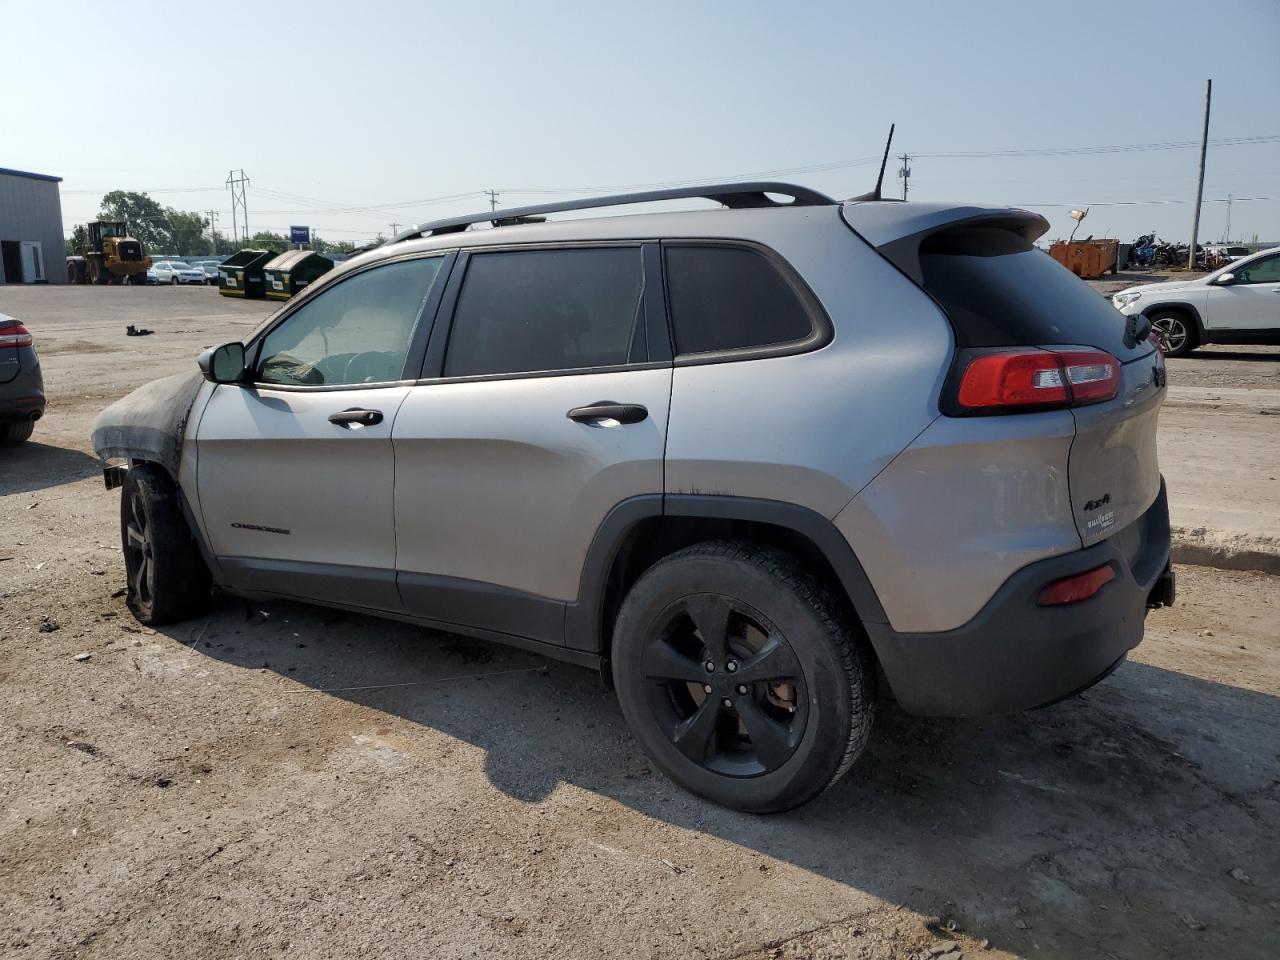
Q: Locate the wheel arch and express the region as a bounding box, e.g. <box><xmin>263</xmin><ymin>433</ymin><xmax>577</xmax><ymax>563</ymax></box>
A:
<box><xmin>565</xmin><ymin>495</ymin><xmax>890</xmax><ymax>659</ymax></box>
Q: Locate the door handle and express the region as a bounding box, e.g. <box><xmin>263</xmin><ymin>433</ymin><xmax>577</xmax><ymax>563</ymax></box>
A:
<box><xmin>328</xmin><ymin>408</ymin><xmax>383</xmax><ymax>427</ymax></box>
<box><xmin>566</xmin><ymin>402</ymin><xmax>648</xmax><ymax>425</ymax></box>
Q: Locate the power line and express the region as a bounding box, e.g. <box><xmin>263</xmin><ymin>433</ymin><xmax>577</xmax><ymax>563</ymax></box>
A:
<box><xmin>913</xmin><ymin>134</ymin><xmax>1280</xmax><ymax>159</ymax></box>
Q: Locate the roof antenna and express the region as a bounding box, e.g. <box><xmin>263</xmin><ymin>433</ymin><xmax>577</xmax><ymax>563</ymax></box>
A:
<box><xmin>849</xmin><ymin>123</ymin><xmax>895</xmax><ymax>202</ymax></box>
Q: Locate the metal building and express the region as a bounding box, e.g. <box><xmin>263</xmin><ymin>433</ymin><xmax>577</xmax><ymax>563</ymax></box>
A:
<box><xmin>0</xmin><ymin>167</ymin><xmax>66</xmax><ymax>285</ymax></box>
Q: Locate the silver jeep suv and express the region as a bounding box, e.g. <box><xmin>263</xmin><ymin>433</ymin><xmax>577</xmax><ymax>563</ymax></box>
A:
<box><xmin>92</xmin><ymin>182</ymin><xmax>1174</xmax><ymax>812</ymax></box>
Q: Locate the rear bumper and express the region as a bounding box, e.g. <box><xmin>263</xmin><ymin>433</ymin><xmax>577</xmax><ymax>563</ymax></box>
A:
<box><xmin>0</xmin><ymin>360</ymin><xmax>46</xmax><ymax>423</ymax></box>
<box><xmin>867</xmin><ymin>480</ymin><xmax>1172</xmax><ymax>716</ymax></box>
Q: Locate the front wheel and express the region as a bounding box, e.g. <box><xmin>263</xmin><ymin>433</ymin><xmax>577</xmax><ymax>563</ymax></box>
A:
<box><xmin>611</xmin><ymin>541</ymin><xmax>876</xmax><ymax>813</ymax></box>
<box><xmin>120</xmin><ymin>466</ymin><xmax>211</xmax><ymax>625</ymax></box>
<box><xmin>1149</xmin><ymin>310</ymin><xmax>1198</xmax><ymax>357</ymax></box>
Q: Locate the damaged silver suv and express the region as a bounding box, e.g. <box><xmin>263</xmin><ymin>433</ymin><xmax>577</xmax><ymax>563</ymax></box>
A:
<box><xmin>93</xmin><ymin>182</ymin><xmax>1174</xmax><ymax>812</ymax></box>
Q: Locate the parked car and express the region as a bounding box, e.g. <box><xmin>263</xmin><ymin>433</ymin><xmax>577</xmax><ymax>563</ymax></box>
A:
<box><xmin>1113</xmin><ymin>245</ymin><xmax>1280</xmax><ymax>356</ymax></box>
<box><xmin>189</xmin><ymin>261</ymin><xmax>221</xmax><ymax>284</ymax></box>
<box><xmin>150</xmin><ymin>260</ymin><xmax>207</xmax><ymax>285</ymax></box>
<box><xmin>91</xmin><ymin>183</ymin><xmax>1174</xmax><ymax>812</ymax></box>
<box><xmin>0</xmin><ymin>312</ymin><xmax>46</xmax><ymax>444</ymax></box>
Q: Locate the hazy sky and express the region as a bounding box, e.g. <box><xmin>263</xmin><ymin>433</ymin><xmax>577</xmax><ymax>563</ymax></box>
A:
<box><xmin>6</xmin><ymin>0</ymin><xmax>1279</xmax><ymax>245</ymax></box>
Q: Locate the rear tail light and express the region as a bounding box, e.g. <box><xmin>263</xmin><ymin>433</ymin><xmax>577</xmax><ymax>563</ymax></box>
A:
<box><xmin>953</xmin><ymin>348</ymin><xmax>1119</xmax><ymax>413</ymax></box>
<box><xmin>1037</xmin><ymin>564</ymin><xmax>1116</xmax><ymax>606</ymax></box>
<box><xmin>0</xmin><ymin>322</ymin><xmax>33</xmax><ymax>348</ymax></box>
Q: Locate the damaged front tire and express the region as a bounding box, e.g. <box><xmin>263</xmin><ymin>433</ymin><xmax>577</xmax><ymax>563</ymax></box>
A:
<box><xmin>120</xmin><ymin>465</ymin><xmax>211</xmax><ymax>625</ymax></box>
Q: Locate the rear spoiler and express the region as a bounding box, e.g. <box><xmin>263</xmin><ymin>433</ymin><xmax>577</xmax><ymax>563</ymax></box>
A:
<box><xmin>842</xmin><ymin>201</ymin><xmax>1049</xmax><ymax>285</ymax></box>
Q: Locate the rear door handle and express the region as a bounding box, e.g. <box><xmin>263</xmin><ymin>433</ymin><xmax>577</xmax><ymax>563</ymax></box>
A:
<box><xmin>566</xmin><ymin>402</ymin><xmax>648</xmax><ymax>425</ymax></box>
<box><xmin>328</xmin><ymin>408</ymin><xmax>383</xmax><ymax>427</ymax></box>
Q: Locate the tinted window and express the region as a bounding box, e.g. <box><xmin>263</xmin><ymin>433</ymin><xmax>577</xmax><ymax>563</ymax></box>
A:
<box><xmin>1233</xmin><ymin>254</ymin><xmax>1280</xmax><ymax>285</ymax></box>
<box><xmin>663</xmin><ymin>245</ymin><xmax>813</xmax><ymax>355</ymax></box>
<box><xmin>919</xmin><ymin>227</ymin><xmax>1140</xmax><ymax>355</ymax></box>
<box><xmin>257</xmin><ymin>257</ymin><xmax>442</xmax><ymax>386</ymax></box>
<box><xmin>443</xmin><ymin>248</ymin><xmax>645</xmax><ymax>377</ymax></box>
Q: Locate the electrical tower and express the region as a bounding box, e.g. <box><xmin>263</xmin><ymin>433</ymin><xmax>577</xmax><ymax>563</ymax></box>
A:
<box><xmin>226</xmin><ymin>169</ymin><xmax>250</xmax><ymax>242</ymax></box>
<box><xmin>204</xmin><ymin>210</ymin><xmax>220</xmax><ymax>254</ymax></box>
<box><xmin>485</xmin><ymin>189</ymin><xmax>499</xmax><ymax>211</ymax></box>
<box><xmin>897</xmin><ymin>154</ymin><xmax>911</xmax><ymax>201</ymax></box>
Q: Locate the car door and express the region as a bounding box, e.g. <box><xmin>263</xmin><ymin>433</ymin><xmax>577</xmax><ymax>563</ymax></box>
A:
<box><xmin>392</xmin><ymin>243</ymin><xmax>672</xmax><ymax>648</ymax></box>
<box><xmin>195</xmin><ymin>253</ymin><xmax>452</xmax><ymax>610</ymax></box>
<box><xmin>1205</xmin><ymin>252</ymin><xmax>1280</xmax><ymax>333</ymax></box>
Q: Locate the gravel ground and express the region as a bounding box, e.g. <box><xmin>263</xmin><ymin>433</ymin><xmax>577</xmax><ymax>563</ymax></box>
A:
<box><xmin>2</xmin><ymin>285</ymin><xmax>1278</xmax><ymax>959</ymax></box>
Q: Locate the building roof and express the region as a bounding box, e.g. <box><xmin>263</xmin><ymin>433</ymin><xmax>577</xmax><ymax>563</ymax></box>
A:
<box><xmin>0</xmin><ymin>166</ymin><xmax>63</xmax><ymax>183</ymax></box>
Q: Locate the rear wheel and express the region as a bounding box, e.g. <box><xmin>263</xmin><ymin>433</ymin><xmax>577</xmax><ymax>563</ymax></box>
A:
<box><xmin>1149</xmin><ymin>310</ymin><xmax>1198</xmax><ymax>357</ymax></box>
<box><xmin>0</xmin><ymin>420</ymin><xmax>35</xmax><ymax>445</ymax></box>
<box><xmin>120</xmin><ymin>466</ymin><xmax>211</xmax><ymax>625</ymax></box>
<box><xmin>611</xmin><ymin>541</ymin><xmax>875</xmax><ymax>813</ymax></box>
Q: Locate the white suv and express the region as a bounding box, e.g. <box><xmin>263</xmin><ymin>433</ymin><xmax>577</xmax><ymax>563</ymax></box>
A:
<box><xmin>1112</xmin><ymin>246</ymin><xmax>1280</xmax><ymax>356</ymax></box>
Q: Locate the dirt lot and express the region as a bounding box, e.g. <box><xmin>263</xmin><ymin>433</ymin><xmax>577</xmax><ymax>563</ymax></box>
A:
<box><xmin>2</xmin><ymin>286</ymin><xmax>1279</xmax><ymax>959</ymax></box>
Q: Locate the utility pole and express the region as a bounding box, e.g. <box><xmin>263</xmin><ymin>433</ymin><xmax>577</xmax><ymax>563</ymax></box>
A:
<box><xmin>897</xmin><ymin>154</ymin><xmax>911</xmax><ymax>201</ymax></box>
<box><xmin>1188</xmin><ymin>79</ymin><xmax>1212</xmax><ymax>271</ymax></box>
<box><xmin>390</xmin><ymin>222</ymin><xmax>401</xmax><ymax>236</ymax></box>
<box><xmin>226</xmin><ymin>169</ymin><xmax>250</xmax><ymax>243</ymax></box>
<box><xmin>204</xmin><ymin>210</ymin><xmax>219</xmax><ymax>254</ymax></box>
<box><xmin>1223</xmin><ymin>193</ymin><xmax>1233</xmax><ymax>243</ymax></box>
<box><xmin>485</xmin><ymin>189</ymin><xmax>499</xmax><ymax>211</ymax></box>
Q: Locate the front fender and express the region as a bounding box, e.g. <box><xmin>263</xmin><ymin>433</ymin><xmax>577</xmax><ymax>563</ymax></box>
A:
<box><xmin>90</xmin><ymin>370</ymin><xmax>204</xmax><ymax>478</ymax></box>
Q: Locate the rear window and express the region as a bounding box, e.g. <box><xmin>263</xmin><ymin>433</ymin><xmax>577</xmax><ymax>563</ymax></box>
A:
<box><xmin>919</xmin><ymin>227</ymin><xmax>1141</xmax><ymax>355</ymax></box>
<box><xmin>664</xmin><ymin>245</ymin><xmax>814</xmax><ymax>356</ymax></box>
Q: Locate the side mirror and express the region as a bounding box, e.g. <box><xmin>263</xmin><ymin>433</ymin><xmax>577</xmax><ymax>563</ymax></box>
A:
<box><xmin>1215</xmin><ymin>272</ymin><xmax>1235</xmax><ymax>285</ymax></box>
<box><xmin>197</xmin><ymin>342</ymin><xmax>247</xmax><ymax>383</ymax></box>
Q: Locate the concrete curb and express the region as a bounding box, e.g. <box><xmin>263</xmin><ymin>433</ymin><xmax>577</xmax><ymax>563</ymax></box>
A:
<box><xmin>1171</xmin><ymin>526</ymin><xmax>1280</xmax><ymax>575</ymax></box>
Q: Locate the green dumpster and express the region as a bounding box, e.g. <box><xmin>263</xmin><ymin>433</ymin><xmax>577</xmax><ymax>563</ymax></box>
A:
<box><xmin>263</xmin><ymin>250</ymin><xmax>334</xmax><ymax>301</ymax></box>
<box><xmin>217</xmin><ymin>249</ymin><xmax>272</xmax><ymax>299</ymax></box>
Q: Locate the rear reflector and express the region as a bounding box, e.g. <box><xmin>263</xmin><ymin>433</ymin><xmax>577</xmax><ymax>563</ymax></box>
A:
<box><xmin>955</xmin><ymin>348</ymin><xmax>1119</xmax><ymax>412</ymax></box>
<box><xmin>0</xmin><ymin>322</ymin><xmax>34</xmax><ymax>348</ymax></box>
<box><xmin>1037</xmin><ymin>564</ymin><xmax>1116</xmax><ymax>606</ymax></box>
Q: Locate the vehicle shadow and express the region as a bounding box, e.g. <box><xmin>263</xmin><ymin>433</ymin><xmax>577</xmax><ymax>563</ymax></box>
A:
<box><xmin>1182</xmin><ymin>348</ymin><xmax>1280</xmax><ymax>362</ymax></box>
<box><xmin>163</xmin><ymin>596</ymin><xmax>1279</xmax><ymax>959</ymax></box>
<box><xmin>0</xmin><ymin>440</ymin><xmax>100</xmax><ymax>496</ymax></box>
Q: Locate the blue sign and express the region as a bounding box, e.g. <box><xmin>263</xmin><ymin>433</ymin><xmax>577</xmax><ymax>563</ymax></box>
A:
<box><xmin>289</xmin><ymin>225</ymin><xmax>310</xmax><ymax>245</ymax></box>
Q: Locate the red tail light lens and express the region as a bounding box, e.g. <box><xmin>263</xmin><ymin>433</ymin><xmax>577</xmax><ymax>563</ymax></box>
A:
<box><xmin>1037</xmin><ymin>564</ymin><xmax>1116</xmax><ymax>606</ymax></box>
<box><xmin>0</xmin><ymin>322</ymin><xmax>33</xmax><ymax>348</ymax></box>
<box><xmin>955</xmin><ymin>348</ymin><xmax>1119</xmax><ymax>413</ymax></box>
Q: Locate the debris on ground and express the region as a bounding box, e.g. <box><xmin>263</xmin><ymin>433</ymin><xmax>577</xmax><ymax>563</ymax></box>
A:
<box><xmin>39</xmin><ymin>618</ymin><xmax>60</xmax><ymax>633</ymax></box>
<box><xmin>125</xmin><ymin>325</ymin><xmax>154</xmax><ymax>337</ymax></box>
<box><xmin>1181</xmin><ymin>914</ymin><xmax>1207</xmax><ymax>931</ymax></box>
<box><xmin>1229</xmin><ymin>867</ymin><xmax>1251</xmax><ymax>884</ymax></box>
<box><xmin>72</xmin><ymin>652</ymin><xmax>92</xmax><ymax>662</ymax></box>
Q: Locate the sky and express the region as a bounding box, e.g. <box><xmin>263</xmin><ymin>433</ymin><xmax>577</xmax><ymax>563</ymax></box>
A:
<box><xmin>5</xmin><ymin>0</ymin><xmax>1279</xmax><ymax>246</ymax></box>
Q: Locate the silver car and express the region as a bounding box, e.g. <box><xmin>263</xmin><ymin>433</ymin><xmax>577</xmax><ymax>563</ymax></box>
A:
<box><xmin>150</xmin><ymin>260</ymin><xmax>207</xmax><ymax>285</ymax></box>
<box><xmin>91</xmin><ymin>182</ymin><xmax>1173</xmax><ymax>812</ymax></box>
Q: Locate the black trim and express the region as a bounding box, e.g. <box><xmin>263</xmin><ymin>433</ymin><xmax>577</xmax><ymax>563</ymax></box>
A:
<box><xmin>866</xmin><ymin>481</ymin><xmax>1171</xmax><ymax>717</ymax></box>
<box><xmin>219</xmin><ymin>557</ymin><xmax>402</xmax><ymax>611</ymax></box>
<box><xmin>1197</xmin><ymin>327</ymin><xmax>1280</xmax><ymax>345</ymax></box>
<box><xmin>563</xmin><ymin>494</ymin><xmax>890</xmax><ymax>653</ymax></box>
<box><xmin>398</xmin><ymin>571</ymin><xmax>565</xmax><ymax>646</ymax></box>
<box><xmin>660</xmin><ymin>240</ymin><xmax>834</xmax><ymax>366</ymax></box>
<box><xmin>642</xmin><ymin>242</ymin><xmax>673</xmax><ymax>363</ymax></box>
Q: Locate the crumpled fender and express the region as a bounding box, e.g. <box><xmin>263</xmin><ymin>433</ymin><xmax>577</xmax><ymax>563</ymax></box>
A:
<box><xmin>90</xmin><ymin>370</ymin><xmax>204</xmax><ymax>478</ymax></box>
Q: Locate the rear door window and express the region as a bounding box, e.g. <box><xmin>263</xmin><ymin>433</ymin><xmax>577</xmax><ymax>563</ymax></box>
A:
<box><xmin>663</xmin><ymin>245</ymin><xmax>814</xmax><ymax>356</ymax></box>
<box><xmin>919</xmin><ymin>226</ymin><xmax>1142</xmax><ymax>357</ymax></box>
<box><xmin>443</xmin><ymin>247</ymin><xmax>646</xmax><ymax>377</ymax></box>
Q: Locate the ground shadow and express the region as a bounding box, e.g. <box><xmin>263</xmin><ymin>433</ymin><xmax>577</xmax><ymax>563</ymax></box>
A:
<box><xmin>159</xmin><ymin>596</ymin><xmax>1279</xmax><ymax>959</ymax></box>
<box><xmin>1182</xmin><ymin>348</ymin><xmax>1280</xmax><ymax>363</ymax></box>
<box><xmin>0</xmin><ymin>440</ymin><xmax>100</xmax><ymax>496</ymax></box>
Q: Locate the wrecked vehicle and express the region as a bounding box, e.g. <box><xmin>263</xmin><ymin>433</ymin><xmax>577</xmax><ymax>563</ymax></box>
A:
<box><xmin>93</xmin><ymin>182</ymin><xmax>1174</xmax><ymax>812</ymax></box>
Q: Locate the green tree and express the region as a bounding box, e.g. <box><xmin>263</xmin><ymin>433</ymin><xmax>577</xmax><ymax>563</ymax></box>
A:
<box><xmin>66</xmin><ymin>224</ymin><xmax>88</xmax><ymax>257</ymax></box>
<box><xmin>98</xmin><ymin>191</ymin><xmax>170</xmax><ymax>252</ymax></box>
<box><xmin>167</xmin><ymin>209</ymin><xmax>211</xmax><ymax>256</ymax></box>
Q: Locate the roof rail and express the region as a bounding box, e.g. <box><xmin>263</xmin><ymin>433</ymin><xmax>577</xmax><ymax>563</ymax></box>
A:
<box><xmin>391</xmin><ymin>181</ymin><xmax>835</xmax><ymax>243</ymax></box>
